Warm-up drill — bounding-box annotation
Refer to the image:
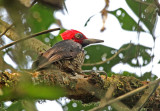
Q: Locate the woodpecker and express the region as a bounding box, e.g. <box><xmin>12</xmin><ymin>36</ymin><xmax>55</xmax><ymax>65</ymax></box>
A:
<box><xmin>33</xmin><ymin>29</ymin><xmax>104</xmax><ymax>75</ymax></box>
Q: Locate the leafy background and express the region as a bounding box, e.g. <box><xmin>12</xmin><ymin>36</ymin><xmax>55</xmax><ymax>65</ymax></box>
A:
<box><xmin>0</xmin><ymin>0</ymin><xmax>160</xmax><ymax>110</ymax></box>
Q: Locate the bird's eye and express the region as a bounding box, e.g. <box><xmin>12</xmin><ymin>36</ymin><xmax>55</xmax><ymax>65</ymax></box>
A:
<box><xmin>75</xmin><ymin>33</ymin><xmax>83</xmax><ymax>39</ymax></box>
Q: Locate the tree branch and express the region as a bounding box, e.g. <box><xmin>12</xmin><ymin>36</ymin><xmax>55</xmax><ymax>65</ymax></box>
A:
<box><xmin>89</xmin><ymin>79</ymin><xmax>160</xmax><ymax>111</ymax></box>
<box><xmin>0</xmin><ymin>70</ymin><xmax>160</xmax><ymax>110</ymax></box>
<box><xmin>0</xmin><ymin>24</ymin><xmax>13</xmax><ymax>38</ymax></box>
<box><xmin>0</xmin><ymin>58</ymin><xmax>16</xmax><ymax>72</ymax></box>
<box><xmin>0</xmin><ymin>20</ymin><xmax>51</xmax><ymax>53</ymax></box>
<box><xmin>0</xmin><ymin>28</ymin><xmax>60</xmax><ymax>50</ymax></box>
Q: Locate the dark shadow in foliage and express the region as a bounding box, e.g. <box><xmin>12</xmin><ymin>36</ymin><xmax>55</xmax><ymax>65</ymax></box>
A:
<box><xmin>37</xmin><ymin>0</ymin><xmax>64</xmax><ymax>9</ymax></box>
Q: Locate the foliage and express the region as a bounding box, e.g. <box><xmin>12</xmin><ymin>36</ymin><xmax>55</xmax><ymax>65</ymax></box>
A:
<box><xmin>62</xmin><ymin>100</ymin><xmax>98</xmax><ymax>111</ymax></box>
<box><xmin>83</xmin><ymin>43</ymin><xmax>151</xmax><ymax>74</ymax></box>
<box><xmin>27</xmin><ymin>4</ymin><xmax>56</xmax><ymax>44</ymax></box>
<box><xmin>126</xmin><ymin>0</ymin><xmax>157</xmax><ymax>34</ymax></box>
<box><xmin>61</xmin><ymin>100</ymin><xmax>118</xmax><ymax>111</ymax></box>
<box><xmin>109</xmin><ymin>8</ymin><xmax>144</xmax><ymax>31</ymax></box>
<box><xmin>0</xmin><ymin>0</ymin><xmax>159</xmax><ymax>110</ymax></box>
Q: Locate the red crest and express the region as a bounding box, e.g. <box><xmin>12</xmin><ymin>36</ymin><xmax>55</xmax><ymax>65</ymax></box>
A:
<box><xmin>60</xmin><ymin>29</ymin><xmax>87</xmax><ymax>43</ymax></box>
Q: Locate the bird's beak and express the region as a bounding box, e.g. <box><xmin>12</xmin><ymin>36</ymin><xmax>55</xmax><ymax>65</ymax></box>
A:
<box><xmin>82</xmin><ymin>39</ymin><xmax>104</xmax><ymax>46</ymax></box>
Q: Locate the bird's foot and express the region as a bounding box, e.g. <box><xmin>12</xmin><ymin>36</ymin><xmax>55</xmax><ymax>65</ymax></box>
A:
<box><xmin>82</xmin><ymin>70</ymin><xmax>107</xmax><ymax>78</ymax></box>
<box><xmin>70</xmin><ymin>72</ymin><xmax>77</xmax><ymax>76</ymax></box>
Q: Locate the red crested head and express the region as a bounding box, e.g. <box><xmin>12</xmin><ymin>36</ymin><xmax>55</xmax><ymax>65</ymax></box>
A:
<box><xmin>60</xmin><ymin>29</ymin><xmax>87</xmax><ymax>44</ymax></box>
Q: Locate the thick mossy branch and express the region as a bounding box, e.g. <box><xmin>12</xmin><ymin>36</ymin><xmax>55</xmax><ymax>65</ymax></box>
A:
<box><xmin>0</xmin><ymin>20</ymin><xmax>50</xmax><ymax>53</ymax></box>
<box><xmin>0</xmin><ymin>71</ymin><xmax>160</xmax><ymax>109</ymax></box>
<box><xmin>0</xmin><ymin>71</ymin><xmax>19</xmax><ymax>88</ymax></box>
<box><xmin>105</xmin><ymin>75</ymin><xmax>144</xmax><ymax>108</ymax></box>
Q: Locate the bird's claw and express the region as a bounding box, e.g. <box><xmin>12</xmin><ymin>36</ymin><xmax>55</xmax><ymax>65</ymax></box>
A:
<box><xmin>82</xmin><ymin>70</ymin><xmax>107</xmax><ymax>78</ymax></box>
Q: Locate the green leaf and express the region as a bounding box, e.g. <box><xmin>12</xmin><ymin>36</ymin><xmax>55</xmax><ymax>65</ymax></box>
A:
<box><xmin>7</xmin><ymin>100</ymin><xmax>38</xmax><ymax>111</ymax></box>
<box><xmin>83</xmin><ymin>43</ymin><xmax>151</xmax><ymax>75</ymax></box>
<box><xmin>109</xmin><ymin>8</ymin><xmax>144</xmax><ymax>31</ymax></box>
<box><xmin>50</xmin><ymin>29</ymin><xmax>65</xmax><ymax>46</ymax></box>
<box><xmin>120</xmin><ymin>71</ymin><xmax>139</xmax><ymax>78</ymax></box>
<box><xmin>0</xmin><ymin>102</ymin><xmax>7</xmax><ymax>111</ymax></box>
<box><xmin>62</xmin><ymin>100</ymin><xmax>98</xmax><ymax>111</ymax></box>
<box><xmin>21</xmin><ymin>100</ymin><xmax>37</xmax><ymax>111</ymax></box>
<box><xmin>7</xmin><ymin>101</ymin><xmax>23</xmax><ymax>111</ymax></box>
<box><xmin>139</xmin><ymin>72</ymin><xmax>158</xmax><ymax>81</ymax></box>
<box><xmin>62</xmin><ymin>100</ymin><xmax>117</xmax><ymax>111</ymax></box>
<box><xmin>120</xmin><ymin>43</ymin><xmax>151</xmax><ymax>66</ymax></box>
<box><xmin>84</xmin><ymin>15</ymin><xmax>95</xmax><ymax>27</ymax></box>
<box><xmin>27</xmin><ymin>3</ymin><xmax>56</xmax><ymax>45</ymax></box>
<box><xmin>83</xmin><ymin>45</ymin><xmax>115</xmax><ymax>74</ymax></box>
<box><xmin>125</xmin><ymin>0</ymin><xmax>157</xmax><ymax>34</ymax></box>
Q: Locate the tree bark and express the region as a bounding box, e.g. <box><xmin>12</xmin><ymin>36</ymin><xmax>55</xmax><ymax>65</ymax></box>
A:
<box><xmin>0</xmin><ymin>70</ymin><xmax>160</xmax><ymax>110</ymax></box>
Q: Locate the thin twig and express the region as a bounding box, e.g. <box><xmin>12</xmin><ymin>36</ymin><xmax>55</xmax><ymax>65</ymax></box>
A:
<box><xmin>89</xmin><ymin>78</ymin><xmax>160</xmax><ymax>111</ymax></box>
<box><xmin>111</xmin><ymin>101</ymin><xmax>131</xmax><ymax>111</ymax></box>
<box><xmin>83</xmin><ymin>43</ymin><xmax>132</xmax><ymax>66</ymax></box>
<box><xmin>96</xmin><ymin>85</ymin><xmax>115</xmax><ymax>111</ymax></box>
<box><xmin>0</xmin><ymin>24</ymin><xmax>13</xmax><ymax>38</ymax></box>
<box><xmin>0</xmin><ymin>28</ymin><xmax>60</xmax><ymax>50</ymax></box>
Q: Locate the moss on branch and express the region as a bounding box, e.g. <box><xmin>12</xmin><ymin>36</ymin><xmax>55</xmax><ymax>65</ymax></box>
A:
<box><xmin>0</xmin><ymin>70</ymin><xmax>160</xmax><ymax>110</ymax></box>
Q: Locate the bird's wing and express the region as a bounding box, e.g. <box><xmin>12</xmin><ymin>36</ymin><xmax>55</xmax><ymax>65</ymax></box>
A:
<box><xmin>35</xmin><ymin>40</ymin><xmax>82</xmax><ymax>70</ymax></box>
